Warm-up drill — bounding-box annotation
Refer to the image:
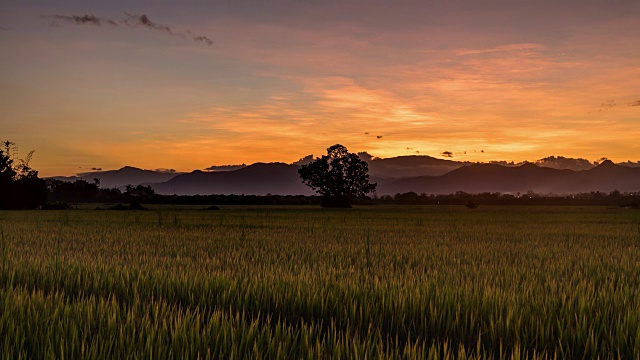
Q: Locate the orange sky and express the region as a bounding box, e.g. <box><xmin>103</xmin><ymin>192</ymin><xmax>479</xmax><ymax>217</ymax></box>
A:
<box><xmin>1</xmin><ymin>1</ymin><xmax>639</xmax><ymax>176</ymax></box>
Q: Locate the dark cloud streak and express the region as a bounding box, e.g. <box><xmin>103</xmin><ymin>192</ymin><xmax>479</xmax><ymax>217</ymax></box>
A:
<box><xmin>187</xmin><ymin>30</ymin><xmax>213</xmax><ymax>46</ymax></box>
<box><xmin>123</xmin><ymin>13</ymin><xmax>175</xmax><ymax>36</ymax></box>
<box><xmin>50</xmin><ymin>14</ymin><xmax>117</xmax><ymax>26</ymax></box>
<box><xmin>47</xmin><ymin>13</ymin><xmax>212</xmax><ymax>46</ymax></box>
<box><xmin>192</xmin><ymin>35</ymin><xmax>213</xmax><ymax>46</ymax></box>
<box><xmin>629</xmin><ymin>100</ymin><xmax>640</xmax><ymax>107</ymax></box>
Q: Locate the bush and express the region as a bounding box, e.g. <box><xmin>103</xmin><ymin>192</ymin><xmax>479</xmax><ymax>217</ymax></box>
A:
<box><xmin>42</xmin><ymin>202</ymin><xmax>73</xmax><ymax>210</ymax></box>
<box><xmin>619</xmin><ymin>203</ymin><xmax>639</xmax><ymax>209</ymax></box>
<box><xmin>128</xmin><ymin>201</ymin><xmax>147</xmax><ymax>210</ymax></box>
<box><xmin>108</xmin><ymin>202</ymin><xmax>148</xmax><ymax>211</ymax></box>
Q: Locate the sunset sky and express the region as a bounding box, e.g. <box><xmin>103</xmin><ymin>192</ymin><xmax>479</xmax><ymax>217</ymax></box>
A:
<box><xmin>2</xmin><ymin>0</ymin><xmax>640</xmax><ymax>176</ymax></box>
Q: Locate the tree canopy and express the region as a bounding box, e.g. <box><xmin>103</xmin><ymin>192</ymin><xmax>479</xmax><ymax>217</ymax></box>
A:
<box><xmin>0</xmin><ymin>141</ymin><xmax>48</xmax><ymax>209</ymax></box>
<box><xmin>298</xmin><ymin>144</ymin><xmax>376</xmax><ymax>207</ymax></box>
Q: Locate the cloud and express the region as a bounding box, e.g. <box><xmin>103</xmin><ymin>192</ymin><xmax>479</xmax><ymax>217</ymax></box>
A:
<box><xmin>357</xmin><ymin>152</ymin><xmax>373</xmax><ymax>161</ymax></box>
<box><xmin>192</xmin><ymin>35</ymin><xmax>213</xmax><ymax>45</ymax></box>
<box><xmin>534</xmin><ymin>156</ymin><xmax>594</xmax><ymax>171</ymax></box>
<box><xmin>204</xmin><ymin>164</ymin><xmax>246</xmax><ymax>171</ymax></box>
<box><xmin>599</xmin><ymin>99</ymin><xmax>616</xmax><ymax>111</ymax></box>
<box><xmin>123</xmin><ymin>13</ymin><xmax>174</xmax><ymax>35</ymax></box>
<box><xmin>49</xmin><ymin>14</ymin><xmax>117</xmax><ymax>26</ymax></box>
<box><xmin>441</xmin><ymin>151</ymin><xmax>453</xmax><ymax>157</ymax></box>
<box><xmin>47</xmin><ymin>13</ymin><xmax>212</xmax><ymax>46</ymax></box>
<box><xmin>188</xmin><ymin>31</ymin><xmax>214</xmax><ymax>46</ymax></box>
<box><xmin>291</xmin><ymin>155</ymin><xmax>314</xmax><ymax>166</ymax></box>
<box><xmin>91</xmin><ymin>167</ymin><xmax>103</xmax><ymax>171</ymax></box>
<box><xmin>0</xmin><ymin>26</ymin><xmax>12</xmax><ymax>31</ymax></box>
<box><xmin>454</xmin><ymin>43</ymin><xmax>546</xmax><ymax>57</ymax></box>
<box><xmin>618</xmin><ymin>160</ymin><xmax>640</xmax><ymax>167</ymax></box>
<box><xmin>629</xmin><ymin>100</ymin><xmax>640</xmax><ymax>106</ymax></box>
<box><xmin>489</xmin><ymin>161</ymin><xmax>519</xmax><ymax>167</ymax></box>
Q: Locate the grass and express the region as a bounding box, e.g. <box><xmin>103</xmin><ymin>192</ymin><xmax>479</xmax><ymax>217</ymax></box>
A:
<box><xmin>0</xmin><ymin>205</ymin><xmax>639</xmax><ymax>359</ymax></box>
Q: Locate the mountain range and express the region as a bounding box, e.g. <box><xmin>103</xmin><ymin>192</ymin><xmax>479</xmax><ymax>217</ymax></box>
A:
<box><xmin>50</xmin><ymin>166</ymin><xmax>183</xmax><ymax>189</ymax></box>
<box><xmin>378</xmin><ymin>160</ymin><xmax>640</xmax><ymax>195</ymax></box>
<box><xmin>49</xmin><ymin>155</ymin><xmax>640</xmax><ymax>196</ymax></box>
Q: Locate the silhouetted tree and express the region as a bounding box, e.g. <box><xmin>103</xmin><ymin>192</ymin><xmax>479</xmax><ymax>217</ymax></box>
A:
<box><xmin>298</xmin><ymin>144</ymin><xmax>376</xmax><ymax>208</ymax></box>
<box><xmin>0</xmin><ymin>141</ymin><xmax>47</xmax><ymax>209</ymax></box>
<box><xmin>47</xmin><ymin>179</ymin><xmax>99</xmax><ymax>202</ymax></box>
<box><xmin>134</xmin><ymin>184</ymin><xmax>155</xmax><ymax>196</ymax></box>
<box><xmin>0</xmin><ymin>143</ymin><xmax>17</xmax><ymax>208</ymax></box>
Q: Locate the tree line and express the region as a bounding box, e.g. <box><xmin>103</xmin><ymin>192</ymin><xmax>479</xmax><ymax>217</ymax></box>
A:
<box><xmin>2</xmin><ymin>141</ymin><xmax>640</xmax><ymax>209</ymax></box>
<box><xmin>45</xmin><ymin>184</ymin><xmax>640</xmax><ymax>207</ymax></box>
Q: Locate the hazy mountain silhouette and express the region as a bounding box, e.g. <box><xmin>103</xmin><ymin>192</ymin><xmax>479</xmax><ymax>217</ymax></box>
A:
<box><xmin>360</xmin><ymin>154</ymin><xmax>603</xmax><ymax>178</ymax></box>
<box><xmin>147</xmin><ymin>162</ymin><xmax>396</xmax><ymax>196</ymax></box>
<box><xmin>151</xmin><ymin>163</ymin><xmax>314</xmax><ymax>195</ymax></box>
<box><xmin>366</xmin><ymin>155</ymin><xmax>467</xmax><ymax>178</ymax></box>
<box><xmin>50</xmin><ymin>166</ymin><xmax>182</xmax><ymax>189</ymax></box>
<box><xmin>147</xmin><ymin>160</ymin><xmax>640</xmax><ymax>196</ymax></box>
<box><xmin>378</xmin><ymin>160</ymin><xmax>640</xmax><ymax>195</ymax></box>
<box><xmin>48</xmin><ymin>156</ymin><xmax>640</xmax><ymax>196</ymax></box>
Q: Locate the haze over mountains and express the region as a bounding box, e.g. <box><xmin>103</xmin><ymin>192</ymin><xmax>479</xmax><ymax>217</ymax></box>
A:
<box><xmin>52</xmin><ymin>166</ymin><xmax>184</xmax><ymax>189</ymax></box>
<box><xmin>379</xmin><ymin>160</ymin><xmax>640</xmax><ymax>195</ymax></box>
<box><xmin>50</xmin><ymin>155</ymin><xmax>640</xmax><ymax>196</ymax></box>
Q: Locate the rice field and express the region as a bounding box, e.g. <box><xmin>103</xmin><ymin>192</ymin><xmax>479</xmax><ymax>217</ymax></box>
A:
<box><xmin>1</xmin><ymin>205</ymin><xmax>639</xmax><ymax>359</ymax></box>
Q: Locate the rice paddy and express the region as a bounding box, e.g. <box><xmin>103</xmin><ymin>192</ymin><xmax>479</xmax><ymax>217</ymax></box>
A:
<box><xmin>1</xmin><ymin>205</ymin><xmax>639</xmax><ymax>359</ymax></box>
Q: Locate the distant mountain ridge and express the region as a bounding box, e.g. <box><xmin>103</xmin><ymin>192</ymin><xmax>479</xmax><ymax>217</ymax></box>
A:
<box><xmin>49</xmin><ymin>166</ymin><xmax>183</xmax><ymax>189</ymax></box>
<box><xmin>378</xmin><ymin>160</ymin><xmax>640</xmax><ymax>195</ymax></box>
<box><xmin>367</xmin><ymin>155</ymin><xmax>467</xmax><ymax>177</ymax></box>
<box><xmin>48</xmin><ymin>155</ymin><xmax>640</xmax><ymax>196</ymax></box>
<box><xmin>150</xmin><ymin>163</ymin><xmax>314</xmax><ymax>196</ymax></box>
<box><xmin>148</xmin><ymin>160</ymin><xmax>640</xmax><ymax>196</ymax></box>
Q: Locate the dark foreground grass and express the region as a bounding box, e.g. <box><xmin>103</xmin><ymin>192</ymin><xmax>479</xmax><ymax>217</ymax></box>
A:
<box><xmin>1</xmin><ymin>206</ymin><xmax>639</xmax><ymax>359</ymax></box>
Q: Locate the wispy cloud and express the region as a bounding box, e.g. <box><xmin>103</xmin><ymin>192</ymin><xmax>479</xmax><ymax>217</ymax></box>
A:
<box><xmin>16</xmin><ymin>3</ymin><xmax>640</xmax><ymax>171</ymax></box>
<box><xmin>50</xmin><ymin>14</ymin><xmax>116</xmax><ymax>26</ymax></box>
<box><xmin>46</xmin><ymin>13</ymin><xmax>213</xmax><ymax>46</ymax></box>
<box><xmin>454</xmin><ymin>43</ymin><xmax>546</xmax><ymax>57</ymax></box>
<box><xmin>122</xmin><ymin>13</ymin><xmax>173</xmax><ymax>35</ymax></box>
<box><xmin>599</xmin><ymin>99</ymin><xmax>616</xmax><ymax>111</ymax></box>
<box><xmin>187</xmin><ymin>31</ymin><xmax>213</xmax><ymax>46</ymax></box>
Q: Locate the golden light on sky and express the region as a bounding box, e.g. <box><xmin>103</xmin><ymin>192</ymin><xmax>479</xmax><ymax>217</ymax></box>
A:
<box><xmin>1</xmin><ymin>1</ymin><xmax>640</xmax><ymax>176</ymax></box>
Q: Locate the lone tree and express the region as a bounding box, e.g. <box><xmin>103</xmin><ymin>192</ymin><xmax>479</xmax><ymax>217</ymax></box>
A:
<box><xmin>298</xmin><ymin>144</ymin><xmax>376</xmax><ymax>208</ymax></box>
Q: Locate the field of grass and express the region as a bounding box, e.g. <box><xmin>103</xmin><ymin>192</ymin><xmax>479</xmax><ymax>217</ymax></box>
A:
<box><xmin>1</xmin><ymin>205</ymin><xmax>639</xmax><ymax>359</ymax></box>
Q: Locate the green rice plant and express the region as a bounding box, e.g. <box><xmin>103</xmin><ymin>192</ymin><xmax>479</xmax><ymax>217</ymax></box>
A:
<box><xmin>0</xmin><ymin>206</ymin><xmax>638</xmax><ymax>358</ymax></box>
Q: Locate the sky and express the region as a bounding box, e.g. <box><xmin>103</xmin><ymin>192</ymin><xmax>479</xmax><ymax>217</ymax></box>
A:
<box><xmin>1</xmin><ymin>0</ymin><xmax>640</xmax><ymax>177</ymax></box>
